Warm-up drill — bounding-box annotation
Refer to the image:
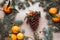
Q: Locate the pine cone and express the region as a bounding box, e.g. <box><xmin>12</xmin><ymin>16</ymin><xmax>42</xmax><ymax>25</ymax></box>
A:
<box><xmin>27</xmin><ymin>12</ymin><xmax>40</xmax><ymax>31</ymax></box>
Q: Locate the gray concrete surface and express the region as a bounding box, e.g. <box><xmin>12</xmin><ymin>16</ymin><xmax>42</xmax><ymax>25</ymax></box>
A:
<box><xmin>53</xmin><ymin>32</ymin><xmax>60</xmax><ymax>40</ymax></box>
<box><xmin>0</xmin><ymin>1</ymin><xmax>60</xmax><ymax>40</ymax></box>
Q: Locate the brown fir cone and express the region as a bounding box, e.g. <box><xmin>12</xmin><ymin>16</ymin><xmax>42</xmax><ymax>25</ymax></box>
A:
<box><xmin>27</xmin><ymin>14</ymin><xmax>40</xmax><ymax>31</ymax></box>
<box><xmin>26</xmin><ymin>11</ymin><xmax>40</xmax><ymax>31</ymax></box>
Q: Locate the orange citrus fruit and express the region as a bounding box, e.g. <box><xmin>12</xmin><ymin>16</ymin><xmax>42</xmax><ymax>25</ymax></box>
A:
<box><xmin>11</xmin><ymin>26</ymin><xmax>20</xmax><ymax>33</ymax></box>
<box><xmin>52</xmin><ymin>17</ymin><xmax>60</xmax><ymax>22</ymax></box>
<box><xmin>11</xmin><ymin>34</ymin><xmax>17</xmax><ymax>40</ymax></box>
<box><xmin>3</xmin><ymin>5</ymin><xmax>12</xmax><ymax>14</ymax></box>
<box><xmin>49</xmin><ymin>7</ymin><xmax>58</xmax><ymax>14</ymax></box>
<box><xmin>17</xmin><ymin>33</ymin><xmax>24</xmax><ymax>40</ymax></box>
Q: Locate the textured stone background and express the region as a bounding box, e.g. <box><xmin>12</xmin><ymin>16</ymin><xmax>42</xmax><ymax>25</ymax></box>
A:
<box><xmin>15</xmin><ymin>2</ymin><xmax>60</xmax><ymax>40</ymax></box>
<box><xmin>0</xmin><ymin>1</ymin><xmax>60</xmax><ymax>40</ymax></box>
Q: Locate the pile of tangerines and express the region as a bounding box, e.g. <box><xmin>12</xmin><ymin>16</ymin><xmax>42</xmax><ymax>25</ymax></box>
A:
<box><xmin>49</xmin><ymin>7</ymin><xmax>60</xmax><ymax>22</ymax></box>
<box><xmin>11</xmin><ymin>26</ymin><xmax>24</xmax><ymax>40</ymax></box>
